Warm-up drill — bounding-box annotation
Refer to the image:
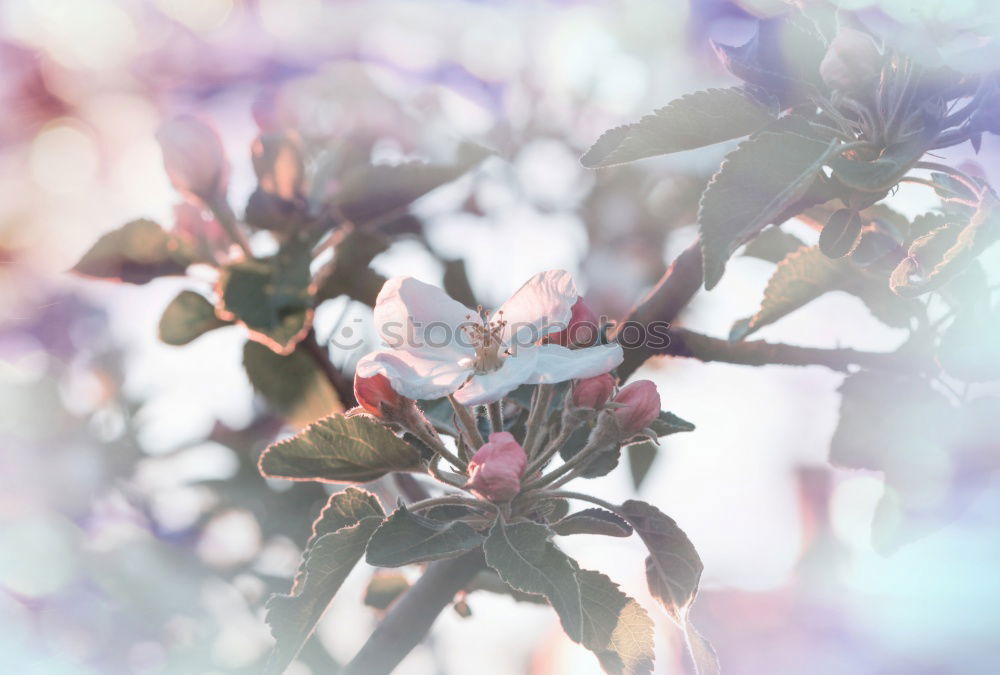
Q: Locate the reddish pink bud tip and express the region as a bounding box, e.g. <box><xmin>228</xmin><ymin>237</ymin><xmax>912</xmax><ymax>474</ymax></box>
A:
<box><xmin>612</xmin><ymin>380</ymin><xmax>660</xmax><ymax>435</ymax></box>
<box><xmin>465</xmin><ymin>432</ymin><xmax>527</xmax><ymax>502</ymax></box>
<box><xmin>572</xmin><ymin>373</ymin><xmax>616</xmax><ymax>410</ymax></box>
<box><xmin>549</xmin><ymin>297</ymin><xmax>600</xmax><ymax>348</ymax></box>
<box><xmin>354</xmin><ymin>373</ymin><xmax>403</xmax><ymax>417</ymax></box>
<box><xmin>156</xmin><ymin>115</ymin><xmax>230</xmax><ymax>204</ymax></box>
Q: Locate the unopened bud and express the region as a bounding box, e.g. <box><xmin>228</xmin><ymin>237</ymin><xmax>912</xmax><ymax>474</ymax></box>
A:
<box><xmin>820</xmin><ymin>28</ymin><xmax>881</xmax><ymax>93</ymax></box>
<box><xmin>548</xmin><ymin>297</ymin><xmax>600</xmax><ymax>348</ymax></box>
<box><xmin>354</xmin><ymin>373</ymin><xmax>404</xmax><ymax>418</ymax></box>
<box><xmin>611</xmin><ymin>380</ymin><xmax>660</xmax><ymax>436</ymax></box>
<box><xmin>156</xmin><ymin>116</ymin><xmax>230</xmax><ymax>205</ymax></box>
<box><xmin>465</xmin><ymin>432</ymin><xmax>527</xmax><ymax>502</ymax></box>
<box><xmin>572</xmin><ymin>373</ymin><xmax>616</xmax><ymax>410</ymax></box>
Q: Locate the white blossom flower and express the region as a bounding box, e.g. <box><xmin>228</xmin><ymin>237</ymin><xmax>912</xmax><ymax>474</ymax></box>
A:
<box><xmin>355</xmin><ymin>270</ymin><xmax>623</xmax><ymax>405</ymax></box>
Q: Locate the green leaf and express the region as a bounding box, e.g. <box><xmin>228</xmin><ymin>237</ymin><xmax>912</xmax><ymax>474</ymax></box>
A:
<box><xmin>264</xmin><ymin>518</ymin><xmax>381</xmax><ymax>675</ymax></box>
<box><xmin>648</xmin><ymin>410</ymin><xmax>696</xmax><ymax>437</ymax></box>
<box><xmin>217</xmin><ymin>239</ymin><xmax>314</xmax><ymax>353</ymax></box>
<box><xmin>363</xmin><ymin>571</ymin><xmax>410</xmax><ymax>610</ymax></box>
<box><xmin>483</xmin><ymin>519</ymin><xmax>584</xmax><ymax>642</ymax></box>
<box><xmin>699</xmin><ymin>116</ymin><xmax>840</xmax><ymax>289</ymax></box>
<box><xmin>685</xmin><ymin>622</ymin><xmax>721</xmax><ymax>675</ymax></box>
<box><xmin>290</xmin><ymin>488</ymin><xmax>385</xmax><ymax>593</ymax></box>
<box><xmin>580</xmin><ymin>88</ymin><xmax>774</xmax><ymax>168</ymax></box>
<box><xmin>553</xmin><ymin>508</ymin><xmax>632</xmax><ymax>538</ymax></box>
<box><xmin>158</xmin><ymin>290</ymin><xmax>229</xmax><ymax>345</ymax></box>
<box><xmin>741</xmin><ymin>226</ymin><xmax>807</xmax><ymax>263</ymax></box>
<box><xmin>819</xmin><ymin>209</ymin><xmax>863</xmax><ymax>259</ymax></box>
<box><xmin>827</xmin><ymin>133</ymin><xmax>930</xmax><ymax>193</ymax></box>
<box><xmin>258</xmin><ymin>413</ymin><xmax>423</xmax><ymax>483</ymax></box>
<box><xmin>73</xmin><ymin>219</ymin><xmax>193</xmax><ymax>284</ymax></box>
<box><xmin>311</xmin><ymin>488</ymin><xmax>385</xmax><ymax>541</ymax></box>
<box><xmin>365</xmin><ymin>505</ymin><xmax>485</xmax><ymax>567</ymax></box>
<box><xmin>731</xmin><ymin>245</ymin><xmax>918</xmax><ymax>340</ymax></box>
<box><xmin>243</xmin><ymin>341</ymin><xmax>340</xmax><ymax>427</ymax></box>
<box><xmin>577</xmin><ymin>570</ymin><xmax>655</xmax><ymax>675</ymax></box>
<box><xmin>890</xmin><ymin>191</ymin><xmax>1000</xmax><ymax>297</ymax></box>
<box><xmin>315</xmin><ymin>230</ymin><xmax>390</xmax><ymax>306</ymax></box>
<box><xmin>617</xmin><ymin>500</ymin><xmax>702</xmax><ymax>625</ymax></box>
<box><xmin>331</xmin><ymin>143</ymin><xmax>489</xmax><ymax>227</ymax></box>
<box><xmin>627</xmin><ymin>442</ymin><xmax>657</xmax><ymax>490</ymax></box>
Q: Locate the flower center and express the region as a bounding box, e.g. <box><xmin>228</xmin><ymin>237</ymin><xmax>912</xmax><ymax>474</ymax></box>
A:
<box><xmin>462</xmin><ymin>308</ymin><xmax>508</xmax><ymax>374</ymax></box>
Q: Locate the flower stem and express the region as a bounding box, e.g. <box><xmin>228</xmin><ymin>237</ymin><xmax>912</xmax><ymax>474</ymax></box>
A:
<box><xmin>539</xmin><ymin>490</ymin><xmax>618</xmax><ymax>513</ymax></box>
<box><xmin>522</xmin><ymin>384</ymin><xmax>554</xmax><ymax>459</ymax></box>
<box><xmin>488</xmin><ymin>401</ymin><xmax>504</xmax><ymax>433</ymax></box>
<box><xmin>449</xmin><ymin>395</ymin><xmax>484</xmax><ymax>450</ymax></box>
<box><xmin>523</xmin><ymin>430</ymin><xmax>613</xmax><ymax>491</ymax></box>
<box><xmin>524</xmin><ymin>425</ymin><xmax>575</xmax><ymax>477</ymax></box>
<box><xmin>408</xmin><ymin>494</ymin><xmax>494</xmax><ymax>514</ymax></box>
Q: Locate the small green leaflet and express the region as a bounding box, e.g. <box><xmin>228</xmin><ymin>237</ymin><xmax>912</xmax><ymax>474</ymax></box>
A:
<box><xmin>363</xmin><ymin>571</ymin><xmax>410</xmax><ymax>610</ymax></box>
<box><xmin>258</xmin><ymin>413</ymin><xmax>423</xmax><ymax>483</ymax></box>
<box><xmin>73</xmin><ymin>219</ymin><xmax>193</xmax><ymax>285</ymax></box>
<box><xmin>365</xmin><ymin>505</ymin><xmax>485</xmax><ymax>567</ymax></box>
<box><xmin>553</xmin><ymin>508</ymin><xmax>633</xmax><ymax>538</ymax></box>
<box><xmin>483</xmin><ymin>519</ymin><xmax>584</xmax><ymax>642</ymax></box>
<box><xmin>581</xmin><ymin>88</ymin><xmax>774</xmax><ymax>168</ymax></box>
<box><xmin>699</xmin><ymin>116</ymin><xmax>840</xmax><ymax>289</ymax></box>
<box><xmin>158</xmin><ymin>290</ymin><xmax>229</xmax><ymax>346</ymax></box>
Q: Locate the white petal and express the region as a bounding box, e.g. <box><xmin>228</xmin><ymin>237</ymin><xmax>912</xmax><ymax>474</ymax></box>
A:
<box><xmin>356</xmin><ymin>349</ymin><xmax>471</xmax><ymax>401</ymax></box>
<box><xmin>374</xmin><ymin>276</ymin><xmax>477</xmax><ymax>356</ymax></box>
<box><xmin>496</xmin><ymin>270</ymin><xmax>577</xmax><ymax>348</ymax></box>
<box><xmin>526</xmin><ymin>343</ymin><xmax>624</xmax><ymax>384</ymax></box>
<box><xmin>452</xmin><ymin>350</ymin><xmax>539</xmax><ymax>406</ymax></box>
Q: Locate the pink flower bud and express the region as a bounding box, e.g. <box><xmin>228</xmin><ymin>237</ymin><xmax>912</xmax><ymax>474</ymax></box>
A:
<box><xmin>548</xmin><ymin>297</ymin><xmax>600</xmax><ymax>347</ymax></box>
<box><xmin>611</xmin><ymin>380</ymin><xmax>660</xmax><ymax>435</ymax></box>
<box><xmin>820</xmin><ymin>28</ymin><xmax>881</xmax><ymax>93</ymax></box>
<box><xmin>354</xmin><ymin>373</ymin><xmax>403</xmax><ymax>418</ymax></box>
<box><xmin>465</xmin><ymin>432</ymin><xmax>527</xmax><ymax>502</ymax></box>
<box><xmin>156</xmin><ymin>116</ymin><xmax>230</xmax><ymax>204</ymax></box>
<box><xmin>572</xmin><ymin>373</ymin><xmax>616</xmax><ymax>409</ymax></box>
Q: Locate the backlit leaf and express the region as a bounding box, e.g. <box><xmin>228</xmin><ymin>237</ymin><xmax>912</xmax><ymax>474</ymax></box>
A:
<box><xmin>483</xmin><ymin>519</ymin><xmax>584</xmax><ymax>642</ymax></box>
<box><xmin>699</xmin><ymin>116</ymin><xmax>839</xmax><ymax>289</ymax></box>
<box><xmin>365</xmin><ymin>505</ymin><xmax>485</xmax><ymax>567</ymax></box>
<box><xmin>258</xmin><ymin>413</ymin><xmax>423</xmax><ymax>483</ymax></box>
<box><xmin>578</xmin><ymin>569</ymin><xmax>655</xmax><ymax>675</ymax></box>
<box><xmin>581</xmin><ymin>88</ymin><xmax>773</xmax><ymax>168</ymax></box>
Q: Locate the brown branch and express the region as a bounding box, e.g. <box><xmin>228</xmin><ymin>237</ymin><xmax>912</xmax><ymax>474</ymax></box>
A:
<box><xmin>614</xmin><ymin>241</ymin><xmax>703</xmax><ymax>380</ymax></box>
<box><xmin>341</xmin><ymin>550</ymin><xmax>486</xmax><ymax>675</ymax></box>
<box><xmin>664</xmin><ymin>328</ymin><xmax>932</xmax><ymax>373</ymax></box>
